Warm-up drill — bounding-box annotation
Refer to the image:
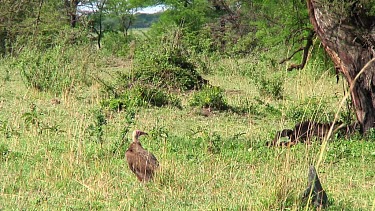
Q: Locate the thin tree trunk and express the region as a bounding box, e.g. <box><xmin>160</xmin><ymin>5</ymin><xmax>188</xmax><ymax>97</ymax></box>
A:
<box><xmin>65</xmin><ymin>0</ymin><xmax>79</xmax><ymax>28</ymax></box>
<box><xmin>0</xmin><ymin>28</ymin><xmax>7</xmax><ymax>57</ymax></box>
<box><xmin>306</xmin><ymin>0</ymin><xmax>375</xmax><ymax>134</ymax></box>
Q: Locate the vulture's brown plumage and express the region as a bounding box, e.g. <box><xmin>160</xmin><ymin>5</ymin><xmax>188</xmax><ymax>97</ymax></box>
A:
<box><xmin>125</xmin><ymin>130</ymin><xmax>159</xmax><ymax>182</ymax></box>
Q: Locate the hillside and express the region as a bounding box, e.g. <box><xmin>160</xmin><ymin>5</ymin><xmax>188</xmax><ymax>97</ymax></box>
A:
<box><xmin>132</xmin><ymin>12</ymin><xmax>162</xmax><ymax>28</ymax></box>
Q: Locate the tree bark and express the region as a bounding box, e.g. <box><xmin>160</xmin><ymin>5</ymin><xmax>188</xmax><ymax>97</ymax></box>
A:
<box><xmin>306</xmin><ymin>0</ymin><xmax>375</xmax><ymax>134</ymax></box>
<box><xmin>65</xmin><ymin>0</ymin><xmax>79</xmax><ymax>28</ymax></box>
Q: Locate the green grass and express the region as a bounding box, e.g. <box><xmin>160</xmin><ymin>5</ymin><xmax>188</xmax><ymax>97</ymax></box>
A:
<box><xmin>0</xmin><ymin>53</ymin><xmax>374</xmax><ymax>210</ymax></box>
<box><xmin>130</xmin><ymin>28</ymin><xmax>150</xmax><ymax>36</ymax></box>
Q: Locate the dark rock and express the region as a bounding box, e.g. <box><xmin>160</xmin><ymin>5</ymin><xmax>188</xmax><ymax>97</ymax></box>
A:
<box><xmin>302</xmin><ymin>165</ymin><xmax>328</xmax><ymax>209</ymax></box>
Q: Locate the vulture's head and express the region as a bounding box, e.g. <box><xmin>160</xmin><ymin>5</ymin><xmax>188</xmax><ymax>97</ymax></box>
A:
<box><xmin>132</xmin><ymin>130</ymin><xmax>148</xmax><ymax>142</ymax></box>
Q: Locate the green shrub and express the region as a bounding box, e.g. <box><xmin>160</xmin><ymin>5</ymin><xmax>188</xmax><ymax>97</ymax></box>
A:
<box><xmin>100</xmin><ymin>27</ymin><xmax>205</xmax><ymax>111</ymax></box>
<box><xmin>101</xmin><ymin>98</ymin><xmax>127</xmax><ymax>111</ymax></box>
<box><xmin>136</xmin><ymin>85</ymin><xmax>181</xmax><ymax>107</ymax></box>
<box><xmin>101</xmin><ymin>32</ymin><xmax>133</xmax><ymax>57</ymax></box>
<box><xmin>253</xmin><ymin>72</ymin><xmax>284</xmax><ymax>100</ymax></box>
<box><xmin>0</xmin><ymin>143</ymin><xmax>10</xmax><ymax>160</ymax></box>
<box><xmin>0</xmin><ymin>120</ymin><xmax>14</xmax><ymax>139</ymax></box>
<box><xmin>87</xmin><ymin>108</ymin><xmax>107</xmax><ymax>146</ymax></box>
<box><xmin>13</xmin><ymin>44</ymin><xmax>98</xmax><ymax>94</ymax></box>
<box><xmin>101</xmin><ymin>84</ymin><xmax>181</xmax><ymax>111</ymax></box>
<box><xmin>133</xmin><ymin>28</ymin><xmax>207</xmax><ymax>91</ymax></box>
<box><xmin>189</xmin><ymin>85</ymin><xmax>228</xmax><ymax>110</ymax></box>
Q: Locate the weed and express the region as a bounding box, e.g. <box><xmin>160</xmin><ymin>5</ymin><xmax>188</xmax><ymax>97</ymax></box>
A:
<box><xmin>254</xmin><ymin>73</ymin><xmax>284</xmax><ymax>100</ymax></box>
<box><xmin>189</xmin><ymin>85</ymin><xmax>229</xmax><ymax>111</ymax></box>
<box><xmin>87</xmin><ymin>108</ymin><xmax>107</xmax><ymax>147</ymax></box>
<box><xmin>101</xmin><ymin>98</ymin><xmax>127</xmax><ymax>112</ymax></box>
<box><xmin>135</xmin><ymin>85</ymin><xmax>181</xmax><ymax>108</ymax></box>
<box><xmin>0</xmin><ymin>120</ymin><xmax>17</xmax><ymax>139</ymax></box>
<box><xmin>101</xmin><ymin>32</ymin><xmax>134</xmax><ymax>57</ymax></box>
<box><xmin>112</xmin><ymin>109</ymin><xmax>136</xmax><ymax>155</ymax></box>
<box><xmin>207</xmin><ymin>132</ymin><xmax>223</xmax><ymax>154</ymax></box>
<box><xmin>366</xmin><ymin>128</ymin><xmax>375</xmax><ymax>140</ymax></box>
<box><xmin>21</xmin><ymin>104</ymin><xmax>62</xmax><ymax>134</ymax></box>
<box><xmin>0</xmin><ymin>143</ymin><xmax>10</xmax><ymax>160</ymax></box>
<box><xmin>150</xmin><ymin>123</ymin><xmax>169</xmax><ymax>141</ymax></box>
<box><xmin>21</xmin><ymin>103</ymin><xmax>42</xmax><ymax>131</ymax></box>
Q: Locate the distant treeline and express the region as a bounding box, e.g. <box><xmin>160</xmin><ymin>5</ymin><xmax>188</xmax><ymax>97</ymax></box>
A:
<box><xmin>132</xmin><ymin>12</ymin><xmax>162</xmax><ymax>28</ymax></box>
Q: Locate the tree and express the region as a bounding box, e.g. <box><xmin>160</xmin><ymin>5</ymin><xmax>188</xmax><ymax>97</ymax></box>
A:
<box><xmin>0</xmin><ymin>0</ymin><xmax>68</xmax><ymax>56</ymax></box>
<box><xmin>81</xmin><ymin>0</ymin><xmax>109</xmax><ymax>48</ymax></box>
<box><xmin>65</xmin><ymin>0</ymin><xmax>80</xmax><ymax>27</ymax></box>
<box><xmin>156</xmin><ymin>0</ymin><xmax>211</xmax><ymax>31</ymax></box>
<box><xmin>105</xmin><ymin>0</ymin><xmax>137</xmax><ymax>38</ymax></box>
<box><xmin>306</xmin><ymin>0</ymin><xmax>375</xmax><ymax>134</ymax></box>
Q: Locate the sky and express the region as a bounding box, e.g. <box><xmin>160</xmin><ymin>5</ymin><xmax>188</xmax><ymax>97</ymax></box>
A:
<box><xmin>78</xmin><ymin>3</ymin><xmax>165</xmax><ymax>14</ymax></box>
<box><xmin>138</xmin><ymin>5</ymin><xmax>165</xmax><ymax>14</ymax></box>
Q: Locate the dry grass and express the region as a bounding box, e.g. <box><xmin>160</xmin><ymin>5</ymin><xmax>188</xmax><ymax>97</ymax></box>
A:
<box><xmin>0</xmin><ymin>55</ymin><xmax>374</xmax><ymax>210</ymax></box>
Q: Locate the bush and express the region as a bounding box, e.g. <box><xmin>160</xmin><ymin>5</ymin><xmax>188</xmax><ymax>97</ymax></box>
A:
<box><xmin>99</xmin><ymin>27</ymin><xmax>208</xmax><ymax>111</ymax></box>
<box><xmin>251</xmin><ymin>69</ymin><xmax>284</xmax><ymax>100</ymax></box>
<box><xmin>101</xmin><ymin>84</ymin><xmax>181</xmax><ymax>111</ymax></box>
<box><xmin>135</xmin><ymin>85</ymin><xmax>181</xmax><ymax>107</ymax></box>
<box><xmin>87</xmin><ymin>108</ymin><xmax>107</xmax><ymax>146</ymax></box>
<box><xmin>189</xmin><ymin>85</ymin><xmax>228</xmax><ymax>110</ymax></box>
<box><xmin>133</xmin><ymin>27</ymin><xmax>208</xmax><ymax>91</ymax></box>
<box><xmin>14</xmin><ymin>44</ymin><xmax>98</xmax><ymax>94</ymax></box>
<box><xmin>101</xmin><ymin>32</ymin><xmax>133</xmax><ymax>57</ymax></box>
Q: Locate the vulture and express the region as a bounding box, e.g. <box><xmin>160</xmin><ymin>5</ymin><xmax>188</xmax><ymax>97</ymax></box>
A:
<box><xmin>125</xmin><ymin>130</ymin><xmax>159</xmax><ymax>182</ymax></box>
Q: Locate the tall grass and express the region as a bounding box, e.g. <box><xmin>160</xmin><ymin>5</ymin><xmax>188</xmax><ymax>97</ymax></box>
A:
<box><xmin>9</xmin><ymin>42</ymin><xmax>101</xmax><ymax>95</ymax></box>
<box><xmin>0</xmin><ymin>49</ymin><xmax>374</xmax><ymax>210</ymax></box>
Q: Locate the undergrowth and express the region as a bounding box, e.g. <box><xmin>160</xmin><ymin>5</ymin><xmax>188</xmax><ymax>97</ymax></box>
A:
<box><xmin>0</xmin><ymin>35</ymin><xmax>373</xmax><ymax>210</ymax></box>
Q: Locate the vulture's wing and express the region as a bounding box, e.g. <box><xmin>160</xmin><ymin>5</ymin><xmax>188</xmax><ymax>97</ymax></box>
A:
<box><xmin>138</xmin><ymin>149</ymin><xmax>159</xmax><ymax>170</ymax></box>
<box><xmin>126</xmin><ymin>148</ymin><xmax>159</xmax><ymax>182</ymax></box>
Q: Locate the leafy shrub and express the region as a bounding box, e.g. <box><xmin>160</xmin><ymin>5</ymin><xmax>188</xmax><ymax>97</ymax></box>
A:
<box><xmin>111</xmin><ymin>109</ymin><xmax>136</xmax><ymax>155</ymax></box>
<box><xmin>253</xmin><ymin>72</ymin><xmax>284</xmax><ymax>100</ymax></box>
<box><xmin>135</xmin><ymin>85</ymin><xmax>181</xmax><ymax>107</ymax></box>
<box><xmin>13</xmin><ymin>43</ymin><xmax>98</xmax><ymax>94</ymax></box>
<box><xmin>21</xmin><ymin>104</ymin><xmax>42</xmax><ymax>129</ymax></box>
<box><xmin>231</xmin><ymin>34</ymin><xmax>258</xmax><ymax>55</ymax></box>
<box><xmin>101</xmin><ymin>98</ymin><xmax>129</xmax><ymax>112</ymax></box>
<box><xmin>87</xmin><ymin>108</ymin><xmax>107</xmax><ymax>146</ymax></box>
<box><xmin>0</xmin><ymin>120</ymin><xmax>14</xmax><ymax>139</ymax></box>
<box><xmin>189</xmin><ymin>85</ymin><xmax>228</xmax><ymax>110</ymax></box>
<box><xmin>365</xmin><ymin>128</ymin><xmax>375</xmax><ymax>140</ymax></box>
<box><xmin>101</xmin><ymin>27</ymin><xmax>206</xmax><ymax>111</ymax></box>
<box><xmin>101</xmin><ymin>32</ymin><xmax>133</xmax><ymax>57</ymax></box>
<box><xmin>101</xmin><ymin>84</ymin><xmax>181</xmax><ymax>111</ymax></box>
<box><xmin>133</xmin><ymin>27</ymin><xmax>208</xmax><ymax>91</ymax></box>
<box><xmin>0</xmin><ymin>142</ymin><xmax>21</xmax><ymax>161</ymax></box>
<box><xmin>21</xmin><ymin>104</ymin><xmax>62</xmax><ymax>134</ymax></box>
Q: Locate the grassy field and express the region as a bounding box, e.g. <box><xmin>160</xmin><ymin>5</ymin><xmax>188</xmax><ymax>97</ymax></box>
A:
<box><xmin>0</xmin><ymin>53</ymin><xmax>374</xmax><ymax>210</ymax></box>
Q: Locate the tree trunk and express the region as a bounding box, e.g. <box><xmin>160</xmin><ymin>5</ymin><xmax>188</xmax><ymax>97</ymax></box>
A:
<box><xmin>0</xmin><ymin>28</ymin><xmax>7</xmax><ymax>57</ymax></box>
<box><xmin>306</xmin><ymin>0</ymin><xmax>375</xmax><ymax>134</ymax></box>
<box><xmin>65</xmin><ymin>0</ymin><xmax>79</xmax><ymax>28</ymax></box>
